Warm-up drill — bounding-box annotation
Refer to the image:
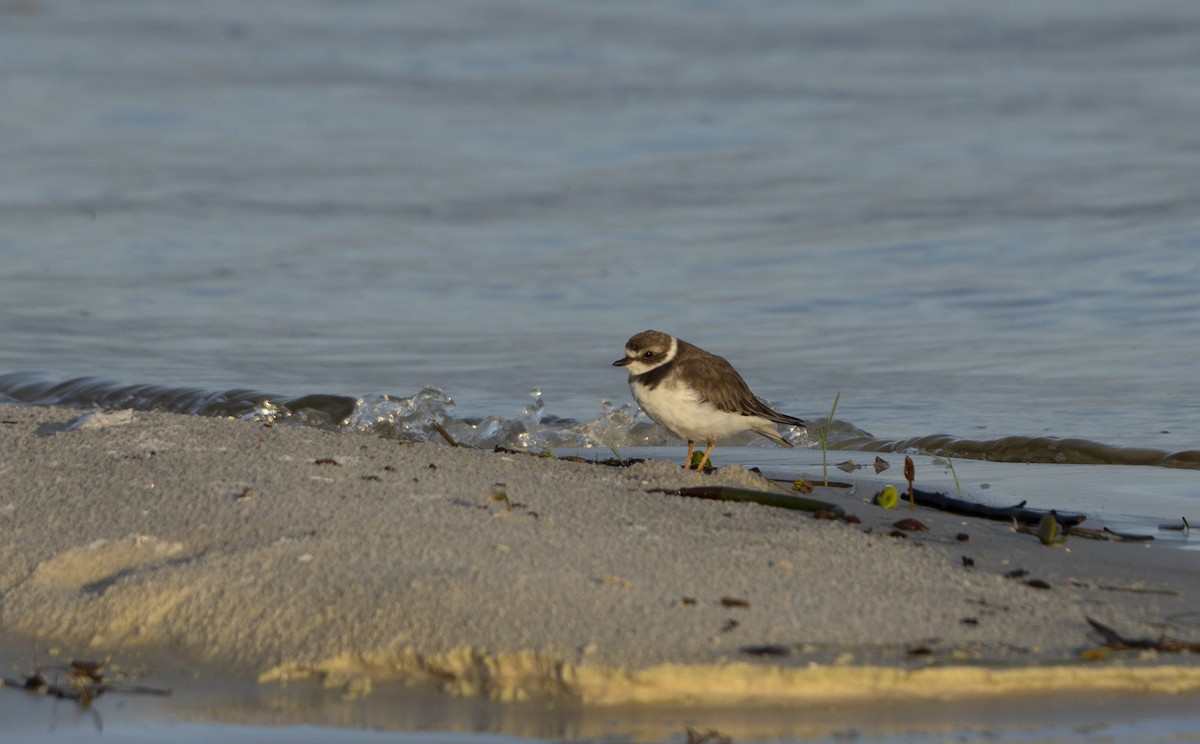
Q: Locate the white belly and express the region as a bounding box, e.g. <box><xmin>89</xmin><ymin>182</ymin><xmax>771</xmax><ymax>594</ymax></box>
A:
<box><xmin>631</xmin><ymin>378</ymin><xmax>765</xmax><ymax>442</ymax></box>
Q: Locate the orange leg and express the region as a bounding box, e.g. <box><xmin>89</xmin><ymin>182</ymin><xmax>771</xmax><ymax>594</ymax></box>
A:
<box><xmin>683</xmin><ymin>440</ymin><xmax>696</xmax><ymax>469</ymax></box>
<box><xmin>695</xmin><ymin>437</ymin><xmax>716</xmax><ymax>470</ymax></box>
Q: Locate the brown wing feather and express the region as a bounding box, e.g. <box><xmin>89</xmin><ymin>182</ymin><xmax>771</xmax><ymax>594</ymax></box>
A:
<box><xmin>676</xmin><ymin>342</ymin><xmax>806</xmax><ymax>427</ymax></box>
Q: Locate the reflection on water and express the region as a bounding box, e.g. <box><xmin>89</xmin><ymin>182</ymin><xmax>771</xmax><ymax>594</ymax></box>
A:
<box><xmin>5</xmin><ymin>660</ymin><xmax>1200</xmax><ymax>744</ymax></box>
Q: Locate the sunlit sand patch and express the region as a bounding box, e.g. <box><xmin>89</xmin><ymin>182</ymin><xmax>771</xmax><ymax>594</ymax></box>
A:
<box><xmin>259</xmin><ymin>648</ymin><xmax>1200</xmax><ymax>706</ymax></box>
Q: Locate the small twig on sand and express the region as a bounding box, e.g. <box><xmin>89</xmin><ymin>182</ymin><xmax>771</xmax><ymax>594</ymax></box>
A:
<box><xmin>429</xmin><ymin>420</ymin><xmax>461</xmax><ymax>447</ymax></box>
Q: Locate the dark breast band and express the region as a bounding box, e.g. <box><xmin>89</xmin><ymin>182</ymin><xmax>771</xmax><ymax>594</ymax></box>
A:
<box><xmin>631</xmin><ymin>360</ymin><xmax>675</xmax><ymax>390</ymax></box>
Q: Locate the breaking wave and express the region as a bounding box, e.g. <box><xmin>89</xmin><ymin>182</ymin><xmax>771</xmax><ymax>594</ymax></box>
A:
<box><xmin>1</xmin><ymin>372</ymin><xmax>1196</xmax><ymax>469</ymax></box>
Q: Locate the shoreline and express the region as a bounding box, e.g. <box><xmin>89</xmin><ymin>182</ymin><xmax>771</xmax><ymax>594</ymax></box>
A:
<box><xmin>5</xmin><ymin>644</ymin><xmax>1200</xmax><ymax>743</ymax></box>
<box><xmin>2</xmin><ymin>405</ymin><xmax>1199</xmax><ymax>709</ymax></box>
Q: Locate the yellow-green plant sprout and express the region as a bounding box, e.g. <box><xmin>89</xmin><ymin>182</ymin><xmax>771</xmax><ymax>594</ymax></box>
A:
<box><xmin>818</xmin><ymin>390</ymin><xmax>840</xmax><ymax>486</ymax></box>
<box><xmin>928</xmin><ymin>451</ymin><xmax>964</xmax><ymax>499</ymax></box>
<box><xmin>943</xmin><ymin>454</ymin><xmax>963</xmax><ymax>499</ymax></box>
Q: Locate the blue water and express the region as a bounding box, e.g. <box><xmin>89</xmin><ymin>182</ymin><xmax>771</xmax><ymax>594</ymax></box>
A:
<box><xmin>3</xmin><ymin>0</ymin><xmax>1200</xmax><ymax>457</ymax></box>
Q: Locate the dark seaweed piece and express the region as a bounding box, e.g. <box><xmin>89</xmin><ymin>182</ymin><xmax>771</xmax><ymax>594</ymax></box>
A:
<box><xmin>663</xmin><ymin>486</ymin><xmax>845</xmax><ymax>517</ymax></box>
<box><xmin>739</xmin><ymin>644</ymin><xmax>791</xmax><ymax>657</ymax></box>
<box><xmin>906</xmin><ymin>487</ymin><xmax>1086</xmax><ymax>526</ymax></box>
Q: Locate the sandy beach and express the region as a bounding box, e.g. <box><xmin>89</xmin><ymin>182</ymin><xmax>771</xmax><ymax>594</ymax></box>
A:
<box><xmin>2</xmin><ymin>405</ymin><xmax>1199</xmax><ymax>712</ymax></box>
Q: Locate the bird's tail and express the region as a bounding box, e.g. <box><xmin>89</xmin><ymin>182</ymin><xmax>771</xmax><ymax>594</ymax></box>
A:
<box><xmin>769</xmin><ymin>413</ymin><xmax>806</xmax><ymax>428</ymax></box>
<box><xmin>755</xmin><ymin>421</ymin><xmax>798</xmax><ymax>448</ymax></box>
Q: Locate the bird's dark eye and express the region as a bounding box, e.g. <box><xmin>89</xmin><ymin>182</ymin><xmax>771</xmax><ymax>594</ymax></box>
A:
<box><xmin>642</xmin><ymin>350</ymin><xmax>654</xmax><ymax>358</ymax></box>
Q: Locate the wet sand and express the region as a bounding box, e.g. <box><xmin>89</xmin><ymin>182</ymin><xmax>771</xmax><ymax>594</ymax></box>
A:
<box><xmin>2</xmin><ymin>406</ymin><xmax>1199</xmax><ymax>713</ymax></box>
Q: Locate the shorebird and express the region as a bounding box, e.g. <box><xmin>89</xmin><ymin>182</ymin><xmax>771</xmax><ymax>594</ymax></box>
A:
<box><xmin>613</xmin><ymin>330</ymin><xmax>806</xmax><ymax>469</ymax></box>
